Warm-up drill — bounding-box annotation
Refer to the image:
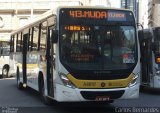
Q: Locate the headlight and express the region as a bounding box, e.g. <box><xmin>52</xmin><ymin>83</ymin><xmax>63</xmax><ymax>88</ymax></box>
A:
<box><xmin>156</xmin><ymin>70</ymin><xmax>160</xmax><ymax>75</ymax></box>
<box><xmin>129</xmin><ymin>73</ymin><xmax>139</xmax><ymax>87</ymax></box>
<box><xmin>155</xmin><ymin>68</ymin><xmax>160</xmax><ymax>75</ymax></box>
<box><xmin>59</xmin><ymin>72</ymin><xmax>76</xmax><ymax>89</ymax></box>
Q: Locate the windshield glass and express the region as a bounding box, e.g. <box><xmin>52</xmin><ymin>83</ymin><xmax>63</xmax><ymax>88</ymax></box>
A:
<box><xmin>0</xmin><ymin>41</ymin><xmax>10</xmax><ymax>56</ymax></box>
<box><xmin>27</xmin><ymin>55</ymin><xmax>38</xmax><ymax>64</ymax></box>
<box><xmin>60</xmin><ymin>25</ymin><xmax>137</xmax><ymax>70</ymax></box>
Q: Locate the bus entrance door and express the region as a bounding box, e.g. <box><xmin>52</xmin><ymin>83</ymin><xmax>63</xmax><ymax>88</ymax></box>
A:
<box><xmin>22</xmin><ymin>34</ymin><xmax>28</xmax><ymax>85</ymax></box>
<box><xmin>46</xmin><ymin>28</ymin><xmax>54</xmax><ymax>97</ymax></box>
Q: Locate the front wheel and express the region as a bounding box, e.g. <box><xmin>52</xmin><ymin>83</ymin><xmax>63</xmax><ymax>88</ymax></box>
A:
<box><xmin>2</xmin><ymin>67</ymin><xmax>9</xmax><ymax>78</ymax></box>
<box><xmin>16</xmin><ymin>67</ymin><xmax>24</xmax><ymax>90</ymax></box>
<box><xmin>140</xmin><ymin>85</ymin><xmax>145</xmax><ymax>92</ymax></box>
<box><xmin>39</xmin><ymin>77</ymin><xmax>53</xmax><ymax>105</ymax></box>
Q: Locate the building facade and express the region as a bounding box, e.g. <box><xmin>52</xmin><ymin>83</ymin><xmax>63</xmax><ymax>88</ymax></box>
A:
<box><xmin>0</xmin><ymin>0</ymin><xmax>82</xmax><ymax>40</ymax></box>
<box><xmin>148</xmin><ymin>0</ymin><xmax>160</xmax><ymax>27</ymax></box>
<box><xmin>139</xmin><ymin>0</ymin><xmax>148</xmax><ymax>28</ymax></box>
<box><xmin>0</xmin><ymin>0</ymin><xmax>149</xmax><ymax>40</ymax></box>
<box><xmin>121</xmin><ymin>0</ymin><xmax>139</xmax><ymax>22</ymax></box>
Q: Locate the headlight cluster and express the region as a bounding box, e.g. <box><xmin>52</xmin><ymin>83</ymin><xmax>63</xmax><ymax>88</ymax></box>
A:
<box><xmin>59</xmin><ymin>72</ymin><xmax>76</xmax><ymax>89</ymax></box>
<box><xmin>155</xmin><ymin>67</ymin><xmax>160</xmax><ymax>75</ymax></box>
<box><xmin>129</xmin><ymin>73</ymin><xmax>139</xmax><ymax>87</ymax></box>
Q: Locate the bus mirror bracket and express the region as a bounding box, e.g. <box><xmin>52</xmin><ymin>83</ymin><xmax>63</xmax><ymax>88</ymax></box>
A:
<box><xmin>52</xmin><ymin>30</ymin><xmax>58</xmax><ymax>43</ymax></box>
<box><xmin>137</xmin><ymin>23</ymin><xmax>144</xmax><ymax>30</ymax></box>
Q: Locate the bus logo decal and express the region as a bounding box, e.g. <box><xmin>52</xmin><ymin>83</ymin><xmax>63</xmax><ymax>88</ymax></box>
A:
<box><xmin>101</xmin><ymin>82</ymin><xmax>106</xmax><ymax>87</ymax></box>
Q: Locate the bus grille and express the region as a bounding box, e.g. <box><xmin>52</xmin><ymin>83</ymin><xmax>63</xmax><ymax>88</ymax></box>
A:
<box><xmin>80</xmin><ymin>90</ymin><xmax>125</xmax><ymax>100</ymax></box>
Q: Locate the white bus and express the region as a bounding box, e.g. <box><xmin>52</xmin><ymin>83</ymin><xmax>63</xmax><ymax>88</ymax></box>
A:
<box><xmin>138</xmin><ymin>27</ymin><xmax>160</xmax><ymax>89</ymax></box>
<box><xmin>0</xmin><ymin>37</ymin><xmax>15</xmax><ymax>78</ymax></box>
<box><xmin>0</xmin><ymin>37</ymin><xmax>10</xmax><ymax>78</ymax></box>
<box><xmin>10</xmin><ymin>6</ymin><xmax>140</xmax><ymax>104</ymax></box>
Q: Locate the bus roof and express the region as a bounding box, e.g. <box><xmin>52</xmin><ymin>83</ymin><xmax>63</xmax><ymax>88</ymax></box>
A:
<box><xmin>57</xmin><ymin>6</ymin><xmax>133</xmax><ymax>12</ymax></box>
<box><xmin>11</xmin><ymin>9</ymin><xmax>56</xmax><ymax>35</ymax></box>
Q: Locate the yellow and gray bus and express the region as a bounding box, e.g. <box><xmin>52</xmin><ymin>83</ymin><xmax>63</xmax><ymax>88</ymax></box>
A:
<box><xmin>10</xmin><ymin>6</ymin><xmax>140</xmax><ymax>104</ymax></box>
<box><xmin>0</xmin><ymin>37</ymin><xmax>12</xmax><ymax>78</ymax></box>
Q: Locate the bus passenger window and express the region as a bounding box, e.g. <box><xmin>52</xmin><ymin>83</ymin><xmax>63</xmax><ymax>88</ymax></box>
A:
<box><xmin>10</xmin><ymin>36</ymin><xmax>14</xmax><ymax>52</ymax></box>
<box><xmin>28</xmin><ymin>28</ymin><xmax>33</xmax><ymax>51</ymax></box>
<box><xmin>33</xmin><ymin>25</ymin><xmax>39</xmax><ymax>51</ymax></box>
<box><xmin>16</xmin><ymin>34</ymin><xmax>21</xmax><ymax>52</ymax></box>
<box><xmin>19</xmin><ymin>33</ymin><xmax>22</xmax><ymax>51</ymax></box>
<box><xmin>40</xmin><ymin>21</ymin><xmax>47</xmax><ymax>51</ymax></box>
<box><xmin>0</xmin><ymin>39</ymin><xmax>10</xmax><ymax>59</ymax></box>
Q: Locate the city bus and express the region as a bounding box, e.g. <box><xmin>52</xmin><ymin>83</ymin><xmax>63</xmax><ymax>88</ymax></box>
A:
<box><xmin>10</xmin><ymin>6</ymin><xmax>140</xmax><ymax>104</ymax></box>
<box><xmin>138</xmin><ymin>27</ymin><xmax>160</xmax><ymax>89</ymax></box>
<box><xmin>0</xmin><ymin>37</ymin><xmax>10</xmax><ymax>78</ymax></box>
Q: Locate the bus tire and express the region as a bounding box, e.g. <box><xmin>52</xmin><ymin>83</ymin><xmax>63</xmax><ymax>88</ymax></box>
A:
<box><xmin>39</xmin><ymin>76</ymin><xmax>52</xmax><ymax>105</ymax></box>
<box><xmin>2</xmin><ymin>65</ymin><xmax>9</xmax><ymax>78</ymax></box>
<box><xmin>140</xmin><ymin>85</ymin><xmax>145</xmax><ymax>92</ymax></box>
<box><xmin>16</xmin><ymin>67</ymin><xmax>24</xmax><ymax>90</ymax></box>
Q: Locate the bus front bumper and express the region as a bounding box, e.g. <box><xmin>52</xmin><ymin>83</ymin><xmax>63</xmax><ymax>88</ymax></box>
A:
<box><xmin>54</xmin><ymin>83</ymin><xmax>140</xmax><ymax>102</ymax></box>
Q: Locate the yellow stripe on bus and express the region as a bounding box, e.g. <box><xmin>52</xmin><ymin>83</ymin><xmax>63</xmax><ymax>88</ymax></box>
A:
<box><xmin>18</xmin><ymin>63</ymin><xmax>38</xmax><ymax>69</ymax></box>
<box><xmin>67</xmin><ymin>73</ymin><xmax>134</xmax><ymax>89</ymax></box>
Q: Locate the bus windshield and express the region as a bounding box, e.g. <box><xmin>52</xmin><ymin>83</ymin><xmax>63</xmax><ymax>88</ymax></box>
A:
<box><xmin>60</xmin><ymin>25</ymin><xmax>137</xmax><ymax>70</ymax></box>
<box><xmin>153</xmin><ymin>27</ymin><xmax>160</xmax><ymax>54</ymax></box>
<box><xmin>0</xmin><ymin>41</ymin><xmax>10</xmax><ymax>56</ymax></box>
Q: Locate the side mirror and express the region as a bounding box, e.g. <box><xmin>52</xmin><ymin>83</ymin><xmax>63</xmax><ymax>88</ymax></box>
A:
<box><xmin>51</xmin><ymin>30</ymin><xmax>58</xmax><ymax>43</ymax></box>
<box><xmin>137</xmin><ymin>23</ymin><xmax>144</xmax><ymax>30</ymax></box>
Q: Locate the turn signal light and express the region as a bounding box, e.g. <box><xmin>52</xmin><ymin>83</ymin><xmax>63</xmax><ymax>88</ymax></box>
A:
<box><xmin>156</xmin><ymin>57</ymin><xmax>160</xmax><ymax>64</ymax></box>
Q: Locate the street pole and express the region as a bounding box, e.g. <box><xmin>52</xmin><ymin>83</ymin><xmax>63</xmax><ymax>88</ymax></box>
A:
<box><xmin>125</xmin><ymin>0</ymin><xmax>128</xmax><ymax>9</ymax></box>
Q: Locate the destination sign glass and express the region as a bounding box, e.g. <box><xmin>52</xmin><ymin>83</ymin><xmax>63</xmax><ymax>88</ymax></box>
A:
<box><xmin>60</xmin><ymin>8</ymin><xmax>134</xmax><ymax>23</ymax></box>
<box><xmin>64</xmin><ymin>25</ymin><xmax>91</xmax><ymax>31</ymax></box>
<box><xmin>69</xmin><ymin>10</ymin><xmax>127</xmax><ymax>21</ymax></box>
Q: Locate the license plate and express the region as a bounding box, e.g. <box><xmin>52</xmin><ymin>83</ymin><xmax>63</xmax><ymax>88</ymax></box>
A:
<box><xmin>95</xmin><ymin>96</ymin><xmax>110</xmax><ymax>101</ymax></box>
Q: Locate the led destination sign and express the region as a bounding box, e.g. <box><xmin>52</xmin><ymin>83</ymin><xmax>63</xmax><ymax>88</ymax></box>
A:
<box><xmin>69</xmin><ymin>10</ymin><xmax>126</xmax><ymax>20</ymax></box>
<box><xmin>60</xmin><ymin>8</ymin><xmax>135</xmax><ymax>23</ymax></box>
<box><xmin>64</xmin><ymin>25</ymin><xmax>91</xmax><ymax>31</ymax></box>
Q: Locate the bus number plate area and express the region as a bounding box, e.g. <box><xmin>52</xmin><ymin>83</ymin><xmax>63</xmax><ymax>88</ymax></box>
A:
<box><xmin>95</xmin><ymin>96</ymin><xmax>110</xmax><ymax>101</ymax></box>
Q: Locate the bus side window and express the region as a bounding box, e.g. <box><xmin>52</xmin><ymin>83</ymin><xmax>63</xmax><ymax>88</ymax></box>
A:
<box><xmin>16</xmin><ymin>34</ymin><xmax>19</xmax><ymax>52</ymax></box>
<box><xmin>0</xmin><ymin>42</ymin><xmax>2</xmax><ymax>55</ymax></box>
<box><xmin>10</xmin><ymin>36</ymin><xmax>14</xmax><ymax>60</ymax></box>
<box><xmin>16</xmin><ymin>33</ymin><xmax>22</xmax><ymax>52</ymax></box>
<box><xmin>28</xmin><ymin>28</ymin><xmax>33</xmax><ymax>51</ymax></box>
<box><xmin>10</xmin><ymin>36</ymin><xmax>14</xmax><ymax>52</ymax></box>
<box><xmin>19</xmin><ymin>33</ymin><xmax>22</xmax><ymax>51</ymax></box>
<box><xmin>32</xmin><ymin>25</ymin><xmax>39</xmax><ymax>51</ymax></box>
<box><xmin>153</xmin><ymin>28</ymin><xmax>160</xmax><ymax>54</ymax></box>
<box><xmin>40</xmin><ymin>21</ymin><xmax>47</xmax><ymax>52</ymax></box>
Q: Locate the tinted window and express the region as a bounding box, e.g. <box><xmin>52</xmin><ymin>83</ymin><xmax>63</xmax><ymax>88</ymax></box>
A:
<box><xmin>33</xmin><ymin>25</ymin><xmax>39</xmax><ymax>51</ymax></box>
<box><xmin>40</xmin><ymin>21</ymin><xmax>47</xmax><ymax>51</ymax></box>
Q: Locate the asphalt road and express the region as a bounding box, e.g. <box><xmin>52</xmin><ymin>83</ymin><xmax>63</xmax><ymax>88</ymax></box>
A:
<box><xmin>0</xmin><ymin>77</ymin><xmax>160</xmax><ymax>113</ymax></box>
